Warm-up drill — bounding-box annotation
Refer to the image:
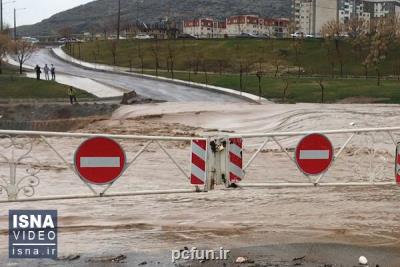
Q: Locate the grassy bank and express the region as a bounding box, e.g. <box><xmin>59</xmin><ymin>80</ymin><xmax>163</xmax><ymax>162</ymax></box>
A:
<box><xmin>0</xmin><ymin>67</ymin><xmax>95</xmax><ymax>99</ymax></box>
<box><xmin>142</xmin><ymin>71</ymin><xmax>400</xmax><ymax>103</ymax></box>
<box><xmin>63</xmin><ymin>38</ymin><xmax>400</xmax><ymax>103</ymax></box>
<box><xmin>66</xmin><ymin>38</ymin><xmax>400</xmax><ymax>77</ymax></box>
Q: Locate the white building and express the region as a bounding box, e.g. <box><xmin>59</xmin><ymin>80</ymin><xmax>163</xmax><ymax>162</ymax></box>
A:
<box><xmin>183</xmin><ymin>16</ymin><xmax>289</xmax><ymax>38</ymax></box>
<box><xmin>294</xmin><ymin>0</ymin><xmax>338</xmax><ymax>36</ymax></box>
<box><xmin>363</xmin><ymin>0</ymin><xmax>400</xmax><ymax>17</ymax></box>
<box><xmin>294</xmin><ymin>0</ymin><xmax>400</xmax><ymax>36</ymax></box>
<box><xmin>182</xmin><ymin>18</ymin><xmax>226</xmax><ymax>38</ymax></box>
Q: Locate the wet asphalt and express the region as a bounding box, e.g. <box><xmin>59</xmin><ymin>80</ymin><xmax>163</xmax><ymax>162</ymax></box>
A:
<box><xmin>25</xmin><ymin>49</ymin><xmax>244</xmax><ymax>103</ymax></box>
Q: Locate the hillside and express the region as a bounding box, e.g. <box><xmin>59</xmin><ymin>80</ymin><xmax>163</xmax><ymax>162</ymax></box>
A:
<box><xmin>18</xmin><ymin>0</ymin><xmax>291</xmax><ymax>36</ymax></box>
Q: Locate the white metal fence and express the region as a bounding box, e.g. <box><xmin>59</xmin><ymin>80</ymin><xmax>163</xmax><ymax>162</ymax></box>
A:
<box><xmin>227</xmin><ymin>127</ymin><xmax>400</xmax><ymax>188</ymax></box>
<box><xmin>0</xmin><ymin>127</ymin><xmax>399</xmax><ymax>203</ymax></box>
<box><xmin>0</xmin><ymin>130</ymin><xmax>203</xmax><ymax>203</ymax></box>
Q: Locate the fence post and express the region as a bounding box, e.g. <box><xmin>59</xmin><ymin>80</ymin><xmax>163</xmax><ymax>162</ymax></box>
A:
<box><xmin>206</xmin><ymin>137</ymin><xmax>228</xmax><ymax>190</ymax></box>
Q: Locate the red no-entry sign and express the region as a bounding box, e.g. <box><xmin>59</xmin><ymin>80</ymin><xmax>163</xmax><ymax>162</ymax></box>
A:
<box><xmin>74</xmin><ymin>137</ymin><xmax>126</xmax><ymax>185</ymax></box>
<box><xmin>295</xmin><ymin>133</ymin><xmax>333</xmax><ymax>176</ymax></box>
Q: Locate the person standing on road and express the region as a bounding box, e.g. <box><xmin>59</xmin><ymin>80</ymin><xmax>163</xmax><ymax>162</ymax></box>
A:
<box><xmin>44</xmin><ymin>64</ymin><xmax>50</xmax><ymax>80</ymax></box>
<box><xmin>34</xmin><ymin>65</ymin><xmax>41</xmax><ymax>80</ymax></box>
<box><xmin>51</xmin><ymin>64</ymin><xmax>56</xmax><ymax>80</ymax></box>
<box><xmin>68</xmin><ymin>86</ymin><xmax>78</xmax><ymax>104</ymax></box>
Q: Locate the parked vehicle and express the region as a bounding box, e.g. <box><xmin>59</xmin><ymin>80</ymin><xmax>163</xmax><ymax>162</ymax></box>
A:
<box><xmin>21</xmin><ymin>37</ymin><xmax>40</xmax><ymax>44</ymax></box>
<box><xmin>58</xmin><ymin>37</ymin><xmax>84</xmax><ymax>43</ymax></box>
<box><xmin>237</xmin><ymin>33</ymin><xmax>258</xmax><ymax>38</ymax></box>
<box><xmin>290</xmin><ymin>31</ymin><xmax>304</xmax><ymax>38</ymax></box>
<box><xmin>134</xmin><ymin>33</ymin><xmax>153</xmax><ymax>40</ymax></box>
<box><xmin>178</xmin><ymin>33</ymin><xmax>197</xmax><ymax>39</ymax></box>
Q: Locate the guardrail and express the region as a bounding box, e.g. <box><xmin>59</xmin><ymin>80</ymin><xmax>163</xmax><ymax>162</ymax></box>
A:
<box><xmin>0</xmin><ymin>130</ymin><xmax>203</xmax><ymax>203</ymax></box>
<box><xmin>1</xmin><ymin>127</ymin><xmax>399</xmax><ymax>203</ymax></box>
<box><xmin>226</xmin><ymin>127</ymin><xmax>400</xmax><ymax>188</ymax></box>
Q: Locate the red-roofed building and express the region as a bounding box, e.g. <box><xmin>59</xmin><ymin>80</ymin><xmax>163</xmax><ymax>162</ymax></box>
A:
<box><xmin>225</xmin><ymin>15</ymin><xmax>289</xmax><ymax>37</ymax></box>
<box><xmin>183</xmin><ymin>15</ymin><xmax>290</xmax><ymax>38</ymax></box>
<box><xmin>182</xmin><ymin>18</ymin><xmax>227</xmax><ymax>38</ymax></box>
<box><xmin>226</xmin><ymin>15</ymin><xmax>264</xmax><ymax>36</ymax></box>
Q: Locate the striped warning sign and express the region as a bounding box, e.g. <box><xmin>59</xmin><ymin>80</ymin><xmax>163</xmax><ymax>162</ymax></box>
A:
<box><xmin>229</xmin><ymin>138</ymin><xmax>243</xmax><ymax>183</ymax></box>
<box><xmin>191</xmin><ymin>139</ymin><xmax>207</xmax><ymax>185</ymax></box>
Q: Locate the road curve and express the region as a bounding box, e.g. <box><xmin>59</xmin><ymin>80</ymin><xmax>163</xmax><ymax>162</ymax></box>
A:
<box><xmin>25</xmin><ymin>48</ymin><xmax>244</xmax><ymax>102</ymax></box>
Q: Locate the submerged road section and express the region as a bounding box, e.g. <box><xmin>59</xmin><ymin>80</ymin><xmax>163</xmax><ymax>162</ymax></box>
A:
<box><xmin>24</xmin><ymin>48</ymin><xmax>245</xmax><ymax>102</ymax></box>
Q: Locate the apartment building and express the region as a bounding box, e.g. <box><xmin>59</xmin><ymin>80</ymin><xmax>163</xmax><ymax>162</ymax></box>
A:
<box><xmin>182</xmin><ymin>18</ymin><xmax>226</xmax><ymax>38</ymax></box>
<box><xmin>294</xmin><ymin>0</ymin><xmax>400</xmax><ymax>36</ymax></box>
<box><xmin>363</xmin><ymin>0</ymin><xmax>400</xmax><ymax>17</ymax></box>
<box><xmin>183</xmin><ymin>15</ymin><xmax>289</xmax><ymax>38</ymax></box>
<box><xmin>293</xmin><ymin>0</ymin><xmax>338</xmax><ymax>36</ymax></box>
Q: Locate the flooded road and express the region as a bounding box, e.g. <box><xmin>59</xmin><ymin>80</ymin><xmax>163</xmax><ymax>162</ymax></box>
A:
<box><xmin>23</xmin><ymin>49</ymin><xmax>245</xmax><ymax>102</ymax></box>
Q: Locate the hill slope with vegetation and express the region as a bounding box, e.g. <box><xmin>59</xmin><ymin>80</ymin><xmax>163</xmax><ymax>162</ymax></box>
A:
<box><xmin>18</xmin><ymin>0</ymin><xmax>291</xmax><ymax>36</ymax></box>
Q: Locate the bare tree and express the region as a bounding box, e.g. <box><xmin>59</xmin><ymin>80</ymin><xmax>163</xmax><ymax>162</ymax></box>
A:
<box><xmin>321</xmin><ymin>20</ymin><xmax>345</xmax><ymax>77</ymax></box>
<box><xmin>272</xmin><ymin>49</ymin><xmax>286</xmax><ymax>78</ymax></box>
<box><xmin>151</xmin><ymin>39</ymin><xmax>161</xmax><ymax>76</ymax></box>
<box><xmin>108</xmin><ymin>39</ymin><xmax>119</xmax><ymax>65</ymax></box>
<box><xmin>202</xmin><ymin>58</ymin><xmax>209</xmax><ymax>85</ymax></box>
<box><xmin>167</xmin><ymin>40</ymin><xmax>176</xmax><ymax>79</ymax></box>
<box><xmin>346</xmin><ymin>17</ymin><xmax>369</xmax><ymax>60</ymax></box>
<box><xmin>234</xmin><ymin>43</ymin><xmax>246</xmax><ymax>93</ymax></box>
<box><xmin>0</xmin><ymin>33</ymin><xmax>10</xmax><ymax>74</ymax></box>
<box><xmin>363</xmin><ymin>17</ymin><xmax>391</xmax><ymax>86</ymax></box>
<box><xmin>291</xmin><ymin>36</ymin><xmax>303</xmax><ymax>77</ymax></box>
<box><xmin>58</xmin><ymin>27</ymin><xmax>72</xmax><ymax>38</ymax></box>
<box><xmin>316</xmin><ymin>79</ymin><xmax>325</xmax><ymax>103</ymax></box>
<box><xmin>100</xmin><ymin>17</ymin><xmax>114</xmax><ymax>41</ymax></box>
<box><xmin>322</xmin><ymin>37</ymin><xmax>336</xmax><ymax>78</ymax></box>
<box><xmin>256</xmin><ymin>70</ymin><xmax>264</xmax><ymax>100</ymax></box>
<box><xmin>12</xmin><ymin>39</ymin><xmax>37</xmax><ymax>74</ymax></box>
<box><xmin>58</xmin><ymin>26</ymin><xmax>73</xmax><ymax>52</ymax></box>
<box><xmin>216</xmin><ymin>58</ymin><xmax>228</xmax><ymax>75</ymax></box>
<box><xmin>282</xmin><ymin>79</ymin><xmax>290</xmax><ymax>103</ymax></box>
<box><xmin>137</xmin><ymin>40</ymin><xmax>145</xmax><ymax>75</ymax></box>
<box><xmin>184</xmin><ymin>59</ymin><xmax>193</xmax><ymax>82</ymax></box>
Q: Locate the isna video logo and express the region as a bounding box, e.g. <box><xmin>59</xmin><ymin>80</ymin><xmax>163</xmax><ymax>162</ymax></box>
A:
<box><xmin>9</xmin><ymin>210</ymin><xmax>58</xmax><ymax>259</ymax></box>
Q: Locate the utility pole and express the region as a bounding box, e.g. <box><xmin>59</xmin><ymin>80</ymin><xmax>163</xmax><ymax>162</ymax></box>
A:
<box><xmin>1</xmin><ymin>0</ymin><xmax>3</xmax><ymax>32</ymax></box>
<box><xmin>1</xmin><ymin>1</ymin><xmax>16</xmax><ymax>32</ymax></box>
<box><xmin>13</xmin><ymin>7</ymin><xmax>16</xmax><ymax>40</ymax></box>
<box><xmin>13</xmin><ymin>7</ymin><xmax>25</xmax><ymax>40</ymax></box>
<box><xmin>117</xmin><ymin>0</ymin><xmax>121</xmax><ymax>40</ymax></box>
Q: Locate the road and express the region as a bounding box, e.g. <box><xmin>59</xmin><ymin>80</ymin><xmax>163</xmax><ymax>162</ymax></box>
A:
<box><xmin>24</xmin><ymin>48</ymin><xmax>244</xmax><ymax>102</ymax></box>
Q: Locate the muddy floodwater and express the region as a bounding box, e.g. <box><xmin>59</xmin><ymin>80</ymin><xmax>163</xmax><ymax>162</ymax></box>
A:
<box><xmin>1</xmin><ymin>136</ymin><xmax>400</xmax><ymax>264</ymax></box>
<box><xmin>1</xmin><ymin>103</ymin><xmax>400</xmax><ymax>266</ymax></box>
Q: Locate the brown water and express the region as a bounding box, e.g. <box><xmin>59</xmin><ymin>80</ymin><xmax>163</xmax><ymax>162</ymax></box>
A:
<box><xmin>0</xmin><ymin>136</ymin><xmax>399</xmax><ymax>260</ymax></box>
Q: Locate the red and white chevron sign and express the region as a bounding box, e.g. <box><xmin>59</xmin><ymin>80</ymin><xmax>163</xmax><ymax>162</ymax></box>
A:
<box><xmin>396</xmin><ymin>143</ymin><xmax>400</xmax><ymax>185</ymax></box>
<box><xmin>229</xmin><ymin>138</ymin><xmax>244</xmax><ymax>183</ymax></box>
<box><xmin>191</xmin><ymin>139</ymin><xmax>207</xmax><ymax>185</ymax></box>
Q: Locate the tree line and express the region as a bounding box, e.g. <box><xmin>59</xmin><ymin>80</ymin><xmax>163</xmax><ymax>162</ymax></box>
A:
<box><xmin>0</xmin><ymin>29</ymin><xmax>37</xmax><ymax>75</ymax></box>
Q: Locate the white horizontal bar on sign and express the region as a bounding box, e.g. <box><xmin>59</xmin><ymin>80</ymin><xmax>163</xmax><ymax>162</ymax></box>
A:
<box><xmin>226</xmin><ymin>126</ymin><xmax>400</xmax><ymax>138</ymax></box>
<box><xmin>80</xmin><ymin>157</ymin><xmax>120</xmax><ymax>168</ymax></box>
<box><xmin>0</xmin><ymin>129</ymin><xmax>202</xmax><ymax>141</ymax></box>
<box><xmin>299</xmin><ymin>150</ymin><xmax>329</xmax><ymax>160</ymax></box>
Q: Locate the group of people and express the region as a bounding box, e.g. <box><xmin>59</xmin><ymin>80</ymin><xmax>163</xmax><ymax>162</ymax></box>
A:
<box><xmin>34</xmin><ymin>64</ymin><xmax>56</xmax><ymax>81</ymax></box>
<box><xmin>34</xmin><ymin>63</ymin><xmax>77</xmax><ymax>104</ymax></box>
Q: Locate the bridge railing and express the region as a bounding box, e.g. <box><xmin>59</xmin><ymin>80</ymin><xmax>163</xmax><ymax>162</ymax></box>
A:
<box><xmin>227</xmin><ymin>127</ymin><xmax>400</xmax><ymax>187</ymax></box>
<box><xmin>0</xmin><ymin>130</ymin><xmax>202</xmax><ymax>203</ymax></box>
<box><xmin>1</xmin><ymin>127</ymin><xmax>399</xmax><ymax>203</ymax></box>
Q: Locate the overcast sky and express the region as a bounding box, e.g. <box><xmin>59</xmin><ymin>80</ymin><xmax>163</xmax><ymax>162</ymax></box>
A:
<box><xmin>3</xmin><ymin>0</ymin><xmax>96</xmax><ymax>27</ymax></box>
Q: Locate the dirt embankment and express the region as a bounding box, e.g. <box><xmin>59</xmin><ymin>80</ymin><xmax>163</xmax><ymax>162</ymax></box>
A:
<box><xmin>0</xmin><ymin>103</ymin><xmax>119</xmax><ymax>132</ymax></box>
